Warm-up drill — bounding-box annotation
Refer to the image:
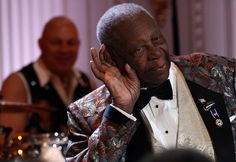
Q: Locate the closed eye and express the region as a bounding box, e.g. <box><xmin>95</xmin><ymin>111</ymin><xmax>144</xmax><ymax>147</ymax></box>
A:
<box><xmin>133</xmin><ymin>45</ymin><xmax>147</xmax><ymax>57</ymax></box>
<box><xmin>152</xmin><ymin>35</ymin><xmax>165</xmax><ymax>45</ymax></box>
<box><xmin>152</xmin><ymin>36</ymin><xmax>160</xmax><ymax>44</ymax></box>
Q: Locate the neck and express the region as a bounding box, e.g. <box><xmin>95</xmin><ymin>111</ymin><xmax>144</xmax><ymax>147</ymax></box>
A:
<box><xmin>58</xmin><ymin>72</ymin><xmax>72</xmax><ymax>83</ymax></box>
<box><xmin>58</xmin><ymin>72</ymin><xmax>73</xmax><ymax>96</ymax></box>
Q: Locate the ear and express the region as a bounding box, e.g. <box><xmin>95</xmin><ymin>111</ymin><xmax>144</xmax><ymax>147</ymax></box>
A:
<box><xmin>104</xmin><ymin>46</ymin><xmax>127</xmax><ymax>74</ymax></box>
<box><xmin>103</xmin><ymin>47</ymin><xmax>117</xmax><ymax>66</ymax></box>
<box><xmin>38</xmin><ymin>38</ymin><xmax>43</xmax><ymax>50</ymax></box>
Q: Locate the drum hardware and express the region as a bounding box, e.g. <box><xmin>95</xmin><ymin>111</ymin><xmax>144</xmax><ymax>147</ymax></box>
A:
<box><xmin>0</xmin><ymin>101</ymin><xmax>65</xmax><ymax>161</ymax></box>
<box><xmin>0</xmin><ymin>125</ymin><xmax>12</xmax><ymax>145</ymax></box>
<box><xmin>0</xmin><ymin>101</ymin><xmax>57</xmax><ymax>113</ymax></box>
<box><xmin>0</xmin><ymin>132</ymin><xmax>68</xmax><ymax>160</ymax></box>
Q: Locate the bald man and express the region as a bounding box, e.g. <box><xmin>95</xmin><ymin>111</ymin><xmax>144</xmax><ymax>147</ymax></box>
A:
<box><xmin>1</xmin><ymin>16</ymin><xmax>95</xmax><ymax>135</ymax></box>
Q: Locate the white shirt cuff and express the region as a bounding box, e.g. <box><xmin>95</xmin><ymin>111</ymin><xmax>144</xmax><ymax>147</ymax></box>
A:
<box><xmin>110</xmin><ymin>104</ymin><xmax>137</xmax><ymax>121</ymax></box>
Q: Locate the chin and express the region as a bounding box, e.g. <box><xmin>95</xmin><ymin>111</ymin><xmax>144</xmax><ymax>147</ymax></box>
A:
<box><xmin>52</xmin><ymin>69</ymin><xmax>71</xmax><ymax>76</ymax></box>
<box><xmin>141</xmin><ymin>72</ymin><xmax>169</xmax><ymax>87</ymax></box>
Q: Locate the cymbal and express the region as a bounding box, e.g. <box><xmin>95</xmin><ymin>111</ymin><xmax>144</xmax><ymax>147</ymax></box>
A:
<box><xmin>0</xmin><ymin>101</ymin><xmax>57</xmax><ymax>113</ymax></box>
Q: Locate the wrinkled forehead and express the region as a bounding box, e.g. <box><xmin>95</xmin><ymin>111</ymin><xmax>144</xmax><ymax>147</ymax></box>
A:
<box><xmin>111</xmin><ymin>12</ymin><xmax>158</xmax><ymax>46</ymax></box>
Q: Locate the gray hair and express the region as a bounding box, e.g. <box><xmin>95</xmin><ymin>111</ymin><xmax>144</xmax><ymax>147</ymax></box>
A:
<box><xmin>96</xmin><ymin>3</ymin><xmax>153</xmax><ymax>54</ymax></box>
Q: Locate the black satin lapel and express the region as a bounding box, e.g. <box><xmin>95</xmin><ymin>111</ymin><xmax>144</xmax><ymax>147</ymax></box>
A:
<box><xmin>187</xmin><ymin>80</ymin><xmax>235</xmax><ymax>162</ymax></box>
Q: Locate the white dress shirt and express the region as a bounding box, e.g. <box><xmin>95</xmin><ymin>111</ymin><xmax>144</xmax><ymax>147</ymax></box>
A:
<box><xmin>140</xmin><ymin>61</ymin><xmax>178</xmax><ymax>148</ymax></box>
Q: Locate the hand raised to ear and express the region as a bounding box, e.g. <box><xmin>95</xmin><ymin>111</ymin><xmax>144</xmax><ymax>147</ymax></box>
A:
<box><xmin>90</xmin><ymin>44</ymin><xmax>140</xmax><ymax>114</ymax></box>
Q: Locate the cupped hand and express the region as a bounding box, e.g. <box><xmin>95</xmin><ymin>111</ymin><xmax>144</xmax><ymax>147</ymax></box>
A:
<box><xmin>90</xmin><ymin>45</ymin><xmax>140</xmax><ymax>114</ymax></box>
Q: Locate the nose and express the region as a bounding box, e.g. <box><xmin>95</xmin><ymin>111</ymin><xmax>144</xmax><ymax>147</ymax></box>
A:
<box><xmin>147</xmin><ymin>43</ymin><xmax>162</xmax><ymax>61</ymax></box>
<box><xmin>60</xmin><ymin>43</ymin><xmax>71</xmax><ymax>53</ymax></box>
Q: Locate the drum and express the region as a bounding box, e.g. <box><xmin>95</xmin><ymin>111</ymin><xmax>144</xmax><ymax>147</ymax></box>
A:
<box><xmin>0</xmin><ymin>132</ymin><xmax>67</xmax><ymax>161</ymax></box>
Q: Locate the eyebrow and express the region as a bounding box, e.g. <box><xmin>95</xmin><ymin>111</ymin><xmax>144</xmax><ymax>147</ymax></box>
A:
<box><xmin>133</xmin><ymin>31</ymin><xmax>159</xmax><ymax>46</ymax></box>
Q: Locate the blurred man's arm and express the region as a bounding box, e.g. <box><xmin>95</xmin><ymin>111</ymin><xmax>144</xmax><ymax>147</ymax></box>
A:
<box><xmin>1</xmin><ymin>73</ymin><xmax>28</xmax><ymax>102</ymax></box>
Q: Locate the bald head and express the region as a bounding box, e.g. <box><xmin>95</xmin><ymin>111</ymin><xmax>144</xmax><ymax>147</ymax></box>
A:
<box><xmin>41</xmin><ymin>16</ymin><xmax>79</xmax><ymax>39</ymax></box>
<box><xmin>39</xmin><ymin>16</ymin><xmax>80</xmax><ymax>77</ymax></box>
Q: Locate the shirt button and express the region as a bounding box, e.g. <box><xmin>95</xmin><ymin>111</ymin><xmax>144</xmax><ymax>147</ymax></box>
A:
<box><xmin>155</xmin><ymin>105</ymin><xmax>159</xmax><ymax>108</ymax></box>
<box><xmin>165</xmin><ymin>130</ymin><xmax>168</xmax><ymax>134</ymax></box>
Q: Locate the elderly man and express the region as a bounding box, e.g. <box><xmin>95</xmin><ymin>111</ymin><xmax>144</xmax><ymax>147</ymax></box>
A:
<box><xmin>66</xmin><ymin>3</ymin><xmax>235</xmax><ymax>162</ymax></box>
<box><xmin>1</xmin><ymin>16</ymin><xmax>95</xmax><ymax>134</ymax></box>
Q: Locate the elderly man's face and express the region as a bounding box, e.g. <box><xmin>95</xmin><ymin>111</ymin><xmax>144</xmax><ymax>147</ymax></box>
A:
<box><xmin>39</xmin><ymin>22</ymin><xmax>79</xmax><ymax>76</ymax></box>
<box><xmin>114</xmin><ymin>13</ymin><xmax>170</xmax><ymax>87</ymax></box>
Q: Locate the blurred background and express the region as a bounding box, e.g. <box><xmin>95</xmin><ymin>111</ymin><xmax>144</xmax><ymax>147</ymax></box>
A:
<box><xmin>0</xmin><ymin>0</ymin><xmax>235</xmax><ymax>87</ymax></box>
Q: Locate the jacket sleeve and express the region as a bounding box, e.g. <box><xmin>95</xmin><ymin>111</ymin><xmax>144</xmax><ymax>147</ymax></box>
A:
<box><xmin>65</xmin><ymin>100</ymin><xmax>138</xmax><ymax>162</ymax></box>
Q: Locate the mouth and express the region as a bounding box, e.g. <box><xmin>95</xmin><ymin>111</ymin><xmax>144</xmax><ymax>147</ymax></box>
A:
<box><xmin>149</xmin><ymin>63</ymin><xmax>167</xmax><ymax>72</ymax></box>
<box><xmin>58</xmin><ymin>54</ymin><xmax>71</xmax><ymax>59</ymax></box>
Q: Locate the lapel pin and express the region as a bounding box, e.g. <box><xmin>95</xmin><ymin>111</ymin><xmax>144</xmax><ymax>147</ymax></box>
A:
<box><xmin>198</xmin><ymin>99</ymin><xmax>215</xmax><ymax>111</ymax></box>
<box><xmin>210</xmin><ymin>106</ymin><xmax>223</xmax><ymax>127</ymax></box>
<box><xmin>215</xmin><ymin>119</ymin><xmax>223</xmax><ymax>127</ymax></box>
<box><xmin>199</xmin><ymin>98</ymin><xmax>223</xmax><ymax>127</ymax></box>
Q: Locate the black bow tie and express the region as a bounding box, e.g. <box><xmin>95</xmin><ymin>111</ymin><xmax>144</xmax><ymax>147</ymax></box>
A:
<box><xmin>136</xmin><ymin>80</ymin><xmax>173</xmax><ymax>109</ymax></box>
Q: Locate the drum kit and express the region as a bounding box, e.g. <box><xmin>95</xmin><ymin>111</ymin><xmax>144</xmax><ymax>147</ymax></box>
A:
<box><xmin>0</xmin><ymin>101</ymin><xmax>68</xmax><ymax>162</ymax></box>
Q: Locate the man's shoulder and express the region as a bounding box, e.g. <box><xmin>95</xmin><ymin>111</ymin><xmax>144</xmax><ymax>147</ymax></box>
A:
<box><xmin>68</xmin><ymin>85</ymin><xmax>111</xmax><ymax>117</ymax></box>
<box><xmin>171</xmin><ymin>52</ymin><xmax>235</xmax><ymax>66</ymax></box>
<box><xmin>17</xmin><ymin>62</ymin><xmax>39</xmax><ymax>83</ymax></box>
<box><xmin>171</xmin><ymin>52</ymin><xmax>236</xmax><ymax>93</ymax></box>
<box><xmin>19</xmin><ymin>62</ymin><xmax>34</xmax><ymax>72</ymax></box>
<box><xmin>171</xmin><ymin>52</ymin><xmax>236</xmax><ymax>77</ymax></box>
